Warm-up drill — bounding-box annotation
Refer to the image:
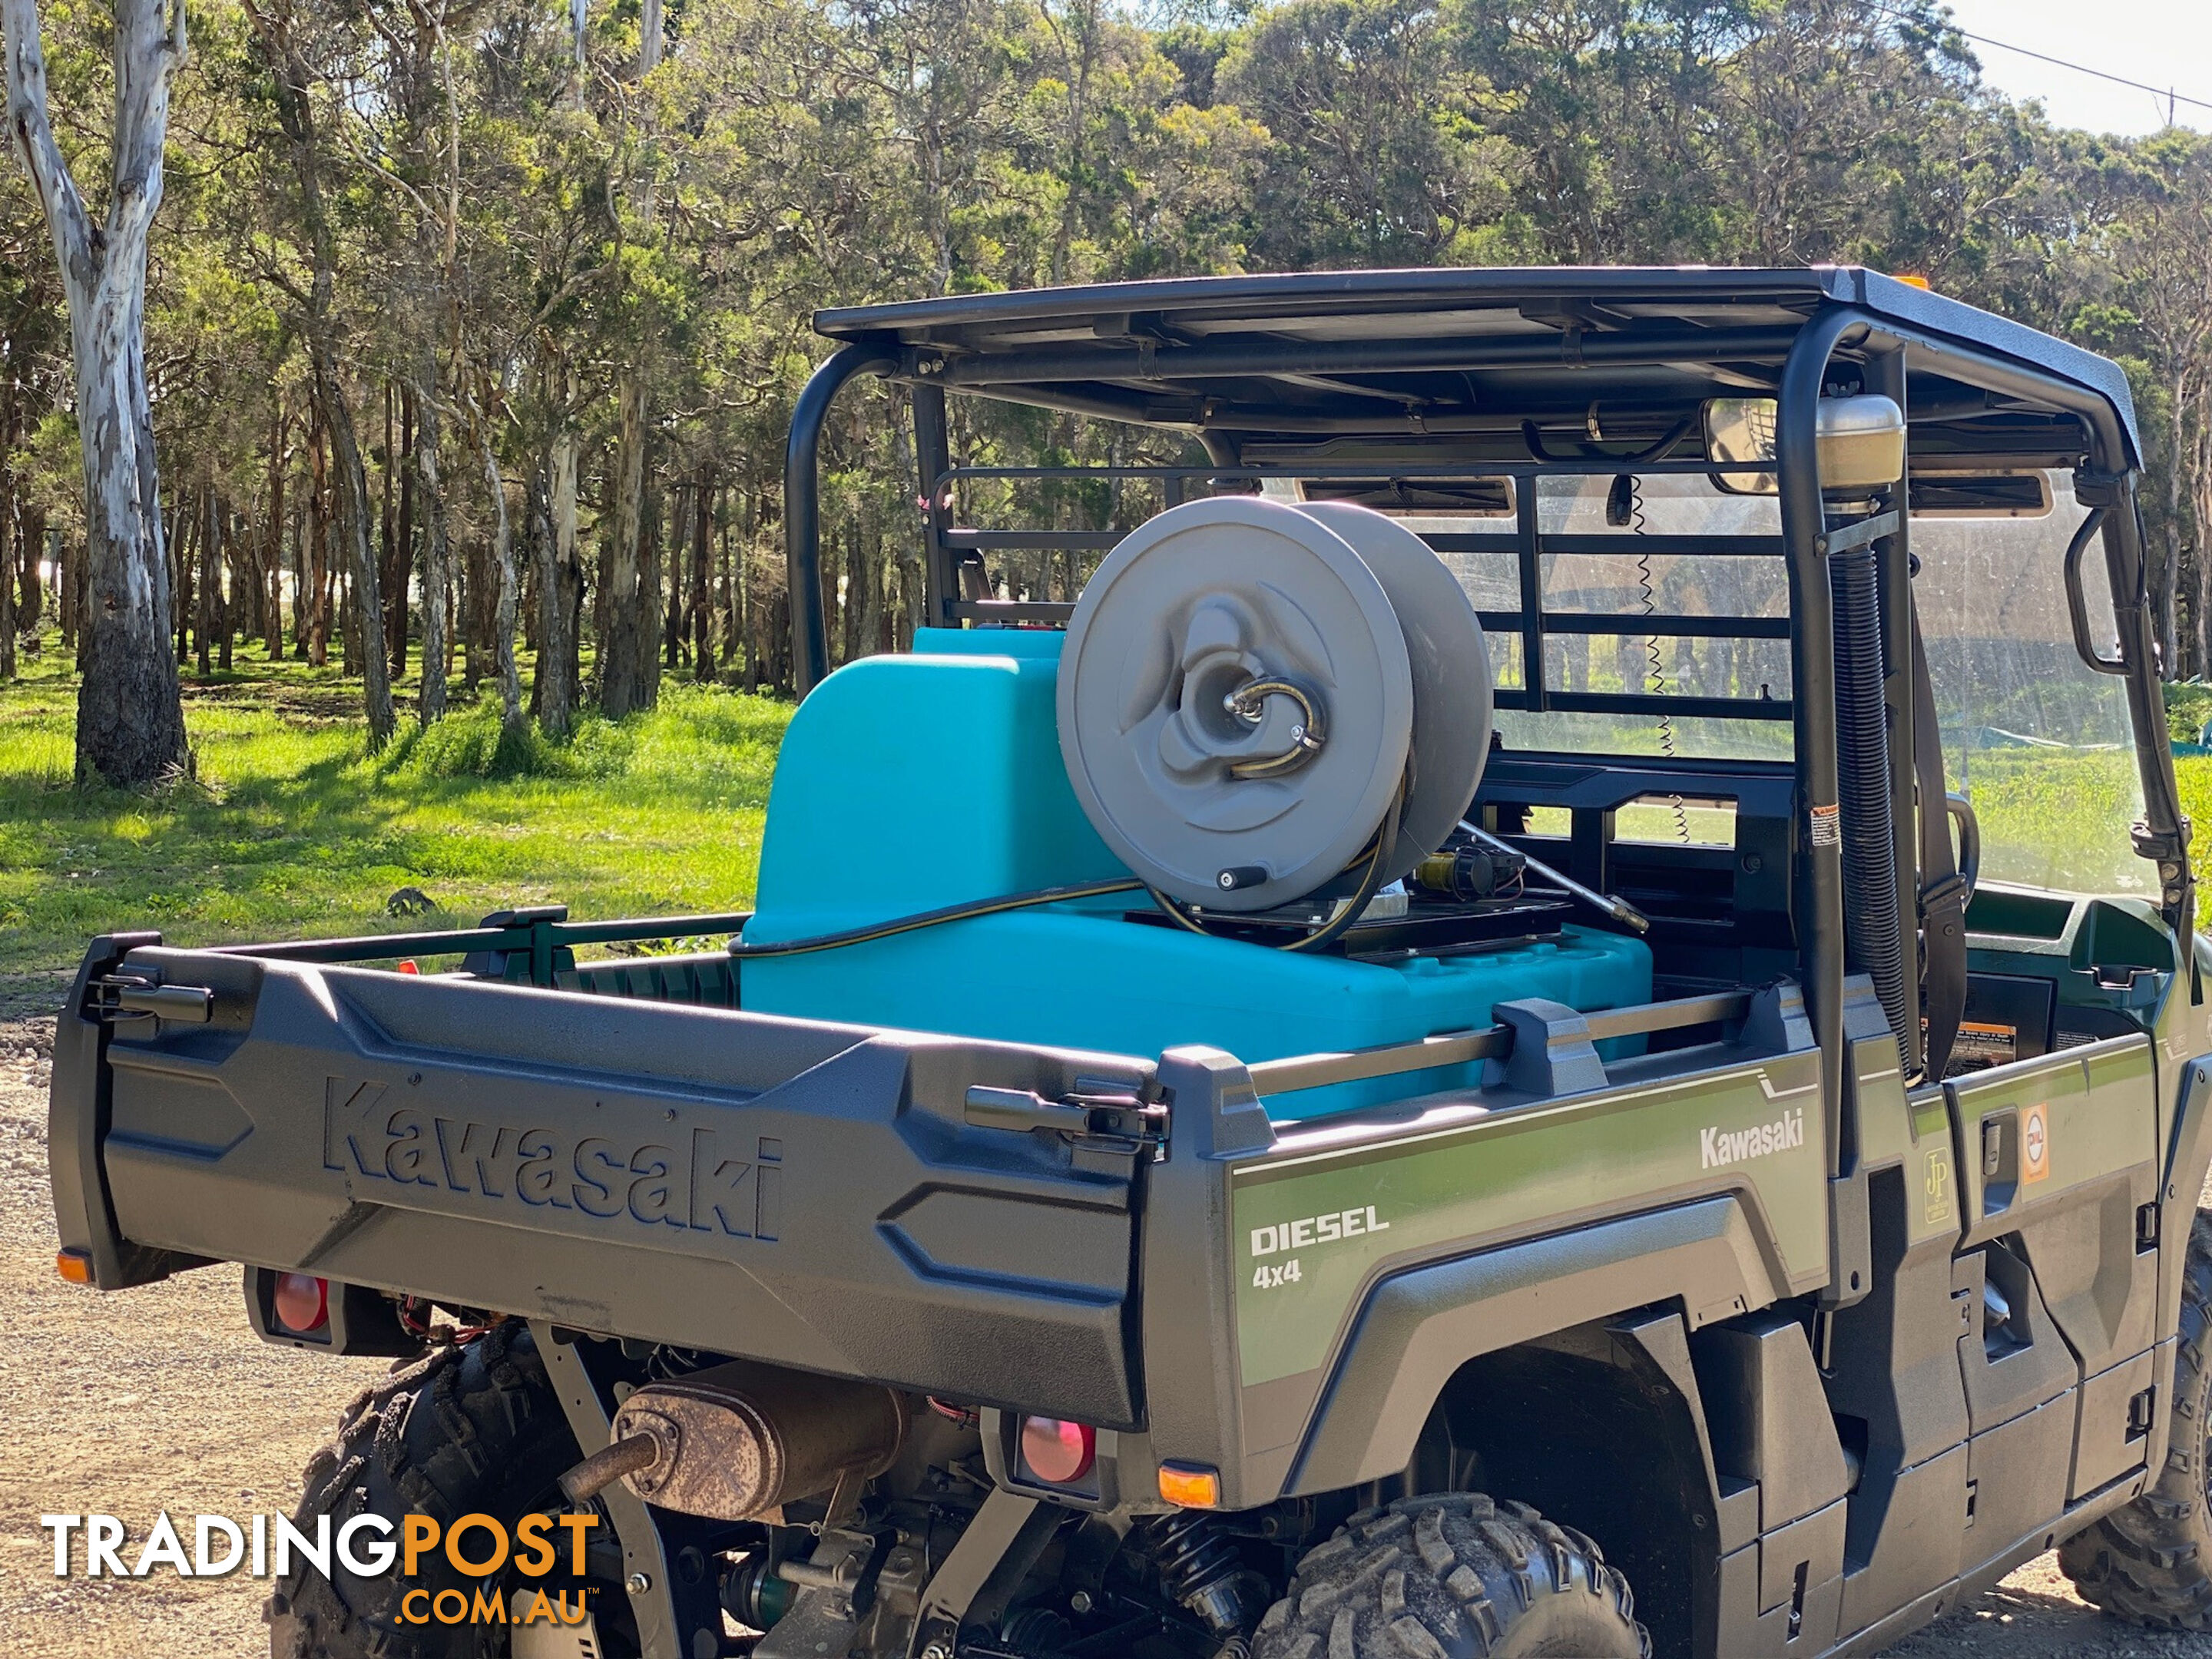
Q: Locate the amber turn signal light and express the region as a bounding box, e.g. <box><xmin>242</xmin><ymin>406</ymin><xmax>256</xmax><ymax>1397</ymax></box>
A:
<box><xmin>56</xmin><ymin>1247</ymin><xmax>94</xmax><ymax>1286</ymax></box>
<box><xmin>1157</xmin><ymin>1462</ymin><xmax>1220</xmax><ymax>1508</ymax></box>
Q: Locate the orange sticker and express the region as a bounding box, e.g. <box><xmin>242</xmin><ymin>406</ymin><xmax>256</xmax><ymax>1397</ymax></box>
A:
<box><xmin>2022</xmin><ymin>1103</ymin><xmax>2050</xmax><ymax>1184</ymax></box>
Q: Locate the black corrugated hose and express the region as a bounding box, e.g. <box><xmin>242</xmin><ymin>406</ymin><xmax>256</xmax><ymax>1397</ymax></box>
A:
<box><xmin>1828</xmin><ymin>538</ymin><xmax>1911</xmax><ymax>1065</ymax></box>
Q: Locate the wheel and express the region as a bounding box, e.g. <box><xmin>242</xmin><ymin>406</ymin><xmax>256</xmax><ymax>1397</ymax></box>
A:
<box><xmin>267</xmin><ymin>1322</ymin><xmax>636</xmax><ymax>1658</ymax></box>
<box><xmin>2058</xmin><ymin>1211</ymin><xmax>2212</xmax><ymax>1628</ymax></box>
<box><xmin>1250</xmin><ymin>1492</ymin><xmax>1648</xmax><ymax>1659</ymax></box>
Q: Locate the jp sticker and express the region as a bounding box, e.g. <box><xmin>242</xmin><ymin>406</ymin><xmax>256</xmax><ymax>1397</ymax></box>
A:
<box><xmin>1923</xmin><ymin>1147</ymin><xmax>1954</xmax><ymax>1227</ymax></box>
<box><xmin>2022</xmin><ymin>1103</ymin><xmax>2051</xmax><ymax>1184</ymax></box>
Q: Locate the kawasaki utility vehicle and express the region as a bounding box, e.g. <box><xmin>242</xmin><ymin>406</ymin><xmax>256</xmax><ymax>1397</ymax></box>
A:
<box><xmin>50</xmin><ymin>268</ymin><xmax>2212</xmax><ymax>1659</ymax></box>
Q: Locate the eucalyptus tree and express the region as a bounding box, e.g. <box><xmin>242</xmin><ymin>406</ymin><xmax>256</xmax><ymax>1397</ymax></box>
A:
<box><xmin>2</xmin><ymin>0</ymin><xmax>190</xmax><ymax>783</ymax></box>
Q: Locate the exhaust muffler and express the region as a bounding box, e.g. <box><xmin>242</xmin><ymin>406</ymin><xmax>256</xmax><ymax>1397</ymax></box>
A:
<box><xmin>560</xmin><ymin>1360</ymin><xmax>906</xmax><ymax>1522</ymax></box>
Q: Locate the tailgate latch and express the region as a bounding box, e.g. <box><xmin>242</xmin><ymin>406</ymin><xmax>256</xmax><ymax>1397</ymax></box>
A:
<box><xmin>88</xmin><ymin>974</ymin><xmax>214</xmax><ymax>1025</ymax></box>
<box><xmin>964</xmin><ymin>1078</ymin><xmax>1165</xmax><ymax>1148</ymax></box>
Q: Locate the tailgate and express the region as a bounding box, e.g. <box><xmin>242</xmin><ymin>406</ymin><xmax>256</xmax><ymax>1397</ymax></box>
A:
<box><xmin>51</xmin><ymin>940</ymin><xmax>1152</xmax><ymax>1429</ymax></box>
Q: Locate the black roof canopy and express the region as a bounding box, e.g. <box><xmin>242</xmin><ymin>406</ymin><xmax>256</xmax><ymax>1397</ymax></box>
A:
<box><xmin>814</xmin><ymin>266</ymin><xmax>2141</xmax><ymax>469</ymax></box>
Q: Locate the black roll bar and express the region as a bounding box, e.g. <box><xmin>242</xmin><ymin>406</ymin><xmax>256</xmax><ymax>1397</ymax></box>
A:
<box><xmin>1775</xmin><ymin>309</ymin><xmax>1859</xmax><ymax>1174</ymax></box>
<box><xmin>785</xmin><ymin>343</ymin><xmax>896</xmax><ymax>694</ymax></box>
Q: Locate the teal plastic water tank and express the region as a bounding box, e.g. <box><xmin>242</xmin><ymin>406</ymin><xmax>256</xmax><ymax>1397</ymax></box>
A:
<box><xmin>739</xmin><ymin>630</ymin><xmax>1652</xmax><ymax>1121</ymax></box>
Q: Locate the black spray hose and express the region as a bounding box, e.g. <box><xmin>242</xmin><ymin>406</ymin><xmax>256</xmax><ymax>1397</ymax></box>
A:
<box><xmin>727</xmin><ymin>877</ymin><xmax>1143</xmax><ymax>959</ymax></box>
<box><xmin>1828</xmin><ymin>536</ymin><xmax>1911</xmax><ymax>1065</ymax></box>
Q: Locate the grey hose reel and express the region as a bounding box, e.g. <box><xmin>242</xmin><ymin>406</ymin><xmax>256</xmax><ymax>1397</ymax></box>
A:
<box><xmin>1057</xmin><ymin>496</ymin><xmax>1493</xmax><ymax>912</ymax></box>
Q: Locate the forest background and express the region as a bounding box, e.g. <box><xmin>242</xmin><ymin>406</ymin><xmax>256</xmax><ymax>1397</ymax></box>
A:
<box><xmin>5</xmin><ymin>0</ymin><xmax>2212</xmax><ymax>733</ymax></box>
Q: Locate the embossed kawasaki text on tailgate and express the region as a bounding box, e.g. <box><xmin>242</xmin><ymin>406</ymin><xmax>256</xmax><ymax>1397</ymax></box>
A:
<box><xmin>323</xmin><ymin>1076</ymin><xmax>783</xmax><ymax>1240</ymax></box>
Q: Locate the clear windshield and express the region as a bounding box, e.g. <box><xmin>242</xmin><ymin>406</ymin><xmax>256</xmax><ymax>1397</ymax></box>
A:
<box><xmin>1379</xmin><ymin>468</ymin><xmax>2154</xmax><ymax>896</ymax></box>
<box><xmin>1914</xmin><ymin>475</ymin><xmax>2148</xmax><ymax>897</ymax></box>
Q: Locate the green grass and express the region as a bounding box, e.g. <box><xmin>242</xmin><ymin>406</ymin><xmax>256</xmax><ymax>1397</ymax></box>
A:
<box><xmin>0</xmin><ymin>639</ymin><xmax>793</xmax><ymax>975</ymax></box>
<box><xmin>1956</xmin><ymin>746</ymin><xmax>2159</xmax><ymax>899</ymax></box>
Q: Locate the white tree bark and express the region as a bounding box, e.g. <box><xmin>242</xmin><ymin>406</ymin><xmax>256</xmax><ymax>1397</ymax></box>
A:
<box><xmin>4</xmin><ymin>0</ymin><xmax>190</xmax><ymax>785</ymax></box>
<box><xmin>599</xmin><ymin>376</ymin><xmax>654</xmax><ymax>715</ymax></box>
<box><xmin>540</xmin><ymin>422</ymin><xmax>579</xmax><ymax>734</ymax></box>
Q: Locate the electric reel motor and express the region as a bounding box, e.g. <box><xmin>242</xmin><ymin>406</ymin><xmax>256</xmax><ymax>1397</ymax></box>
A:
<box><xmin>1056</xmin><ymin>495</ymin><xmax>1494</xmax><ymax>913</ymax></box>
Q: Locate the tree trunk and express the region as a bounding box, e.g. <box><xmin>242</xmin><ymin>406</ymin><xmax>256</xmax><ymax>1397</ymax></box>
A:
<box><xmin>458</xmin><ymin>524</ymin><xmax>480</xmax><ymax>690</ymax></box>
<box><xmin>41</xmin><ymin>513</ymin><xmax>61</xmax><ymax>648</ymax></box>
<box><xmin>0</xmin><ymin>473</ymin><xmax>15</xmax><ymax>684</ymax></box>
<box><xmin>412</xmin><ymin>375</ymin><xmax>452</xmax><ymax>724</ymax></box>
<box><xmin>394</xmin><ymin>385</ymin><xmax>415</xmax><ymax>677</ymax></box>
<box><xmin>2197</xmin><ymin>400</ymin><xmax>2212</xmax><ymax>686</ymax></box>
<box><xmin>173</xmin><ymin>483</ymin><xmax>195</xmax><ymax>664</ymax></box>
<box><xmin>475</xmin><ymin>416</ymin><xmax>522</xmax><ymax>730</ymax></box>
<box><xmin>599</xmin><ymin>376</ymin><xmax>657</xmax><ymax>715</ymax></box>
<box><xmin>664</xmin><ymin>478</ymin><xmax>687</xmax><ymax>671</ymax></box>
<box><xmin>0</xmin><ymin>380</ymin><xmax>16</xmax><ymax>680</ymax></box>
<box><xmin>20</xmin><ymin>510</ymin><xmax>45</xmax><ymax>644</ymax></box>
<box><xmin>2163</xmin><ymin>366</ymin><xmax>2187</xmax><ymax>673</ymax></box>
<box><xmin>197</xmin><ymin>484</ymin><xmax>217</xmax><ymax>675</ymax></box>
<box><xmin>382</xmin><ymin>380</ymin><xmax>407</xmax><ymax>675</ymax></box>
<box><xmin>596</xmin><ymin>0</ymin><xmax>664</xmax><ymax>716</ymax></box>
<box><xmin>717</xmin><ymin>488</ymin><xmax>736</xmax><ymax>671</ymax></box>
<box><xmin>738</xmin><ymin>492</ymin><xmax>757</xmax><ymax>690</ymax></box>
<box><xmin>643</xmin><ymin>477</ymin><xmax>664</xmax><ymax>707</ymax></box>
<box><xmin>215</xmin><ymin>498</ymin><xmax>233</xmax><ymax>671</ymax></box>
<box><xmin>5</xmin><ymin>0</ymin><xmax>190</xmax><ymax>786</ymax></box>
<box><xmin>320</xmin><ymin>367</ymin><xmax>392</xmax><ymax>743</ymax></box>
<box><xmin>537</xmin><ymin>431</ymin><xmax>579</xmax><ymax>736</ymax></box>
<box><xmin>692</xmin><ymin>465</ymin><xmax>712</xmax><ymax>680</ymax></box>
<box><xmin>290</xmin><ymin>506</ymin><xmax>308</xmax><ymax>659</ymax></box>
<box><xmin>263</xmin><ymin>405</ymin><xmax>286</xmax><ymax>657</ymax></box>
<box><xmin>306</xmin><ymin>413</ymin><xmax>330</xmax><ymax>666</ymax></box>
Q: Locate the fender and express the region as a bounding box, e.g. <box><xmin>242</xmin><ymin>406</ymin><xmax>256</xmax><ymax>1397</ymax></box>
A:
<box><xmin>1285</xmin><ymin>1193</ymin><xmax>1789</xmax><ymax>1494</ymax></box>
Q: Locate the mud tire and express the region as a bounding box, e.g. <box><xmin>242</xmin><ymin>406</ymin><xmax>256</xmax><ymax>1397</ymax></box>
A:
<box><xmin>267</xmin><ymin>1322</ymin><xmax>629</xmax><ymax>1658</ymax></box>
<box><xmin>1250</xmin><ymin>1492</ymin><xmax>1649</xmax><ymax>1658</ymax></box>
<box><xmin>2058</xmin><ymin>1212</ymin><xmax>2212</xmax><ymax>1629</ymax></box>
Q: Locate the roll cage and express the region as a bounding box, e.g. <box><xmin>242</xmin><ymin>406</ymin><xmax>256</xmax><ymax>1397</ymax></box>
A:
<box><xmin>782</xmin><ymin>266</ymin><xmax>2193</xmax><ymax>1132</ymax></box>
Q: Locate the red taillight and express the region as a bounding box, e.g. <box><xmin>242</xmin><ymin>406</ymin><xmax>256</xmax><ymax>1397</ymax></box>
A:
<box><xmin>1019</xmin><ymin>1416</ymin><xmax>1097</xmax><ymax>1485</ymax></box>
<box><xmin>274</xmin><ymin>1273</ymin><xmax>329</xmax><ymax>1333</ymax></box>
<box><xmin>396</xmin><ymin>959</ymin><xmax>420</xmax><ymax>975</ymax></box>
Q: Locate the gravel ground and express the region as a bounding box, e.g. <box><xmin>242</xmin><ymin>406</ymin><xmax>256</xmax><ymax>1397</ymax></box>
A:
<box><xmin>0</xmin><ymin>999</ymin><xmax>386</xmax><ymax>1656</ymax></box>
<box><xmin>2</xmin><ymin>998</ymin><xmax>2209</xmax><ymax>1658</ymax></box>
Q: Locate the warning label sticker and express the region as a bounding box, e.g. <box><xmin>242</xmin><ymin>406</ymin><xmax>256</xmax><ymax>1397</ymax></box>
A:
<box><xmin>1951</xmin><ymin>1020</ymin><xmax>2019</xmax><ymax>1072</ymax></box>
<box><xmin>1810</xmin><ymin>803</ymin><xmax>1841</xmax><ymax>849</ymax></box>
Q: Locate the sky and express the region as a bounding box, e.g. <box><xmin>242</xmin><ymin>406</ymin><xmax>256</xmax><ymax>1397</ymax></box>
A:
<box><xmin>1940</xmin><ymin>0</ymin><xmax>2212</xmax><ymax>137</ymax></box>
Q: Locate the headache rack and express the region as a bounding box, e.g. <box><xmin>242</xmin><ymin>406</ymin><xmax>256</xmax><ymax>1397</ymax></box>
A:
<box><xmin>916</xmin><ymin>455</ymin><xmax>1830</xmax><ymax>728</ymax></box>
